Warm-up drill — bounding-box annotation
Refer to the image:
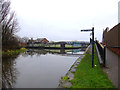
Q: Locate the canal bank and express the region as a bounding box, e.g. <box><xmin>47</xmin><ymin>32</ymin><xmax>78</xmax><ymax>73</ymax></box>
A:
<box><xmin>57</xmin><ymin>45</ymin><xmax>89</xmax><ymax>88</ymax></box>
<box><xmin>58</xmin><ymin>55</ymin><xmax>85</xmax><ymax>88</ymax></box>
<box><xmin>2</xmin><ymin>48</ymin><xmax>81</xmax><ymax>88</ymax></box>
<box><xmin>58</xmin><ymin>45</ymin><xmax>115</xmax><ymax>88</ymax></box>
<box><xmin>2</xmin><ymin>48</ymin><xmax>28</xmax><ymax>57</ymax></box>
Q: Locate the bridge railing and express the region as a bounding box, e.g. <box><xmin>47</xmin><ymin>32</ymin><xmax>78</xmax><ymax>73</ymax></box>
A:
<box><xmin>95</xmin><ymin>40</ymin><xmax>106</xmax><ymax>66</ymax></box>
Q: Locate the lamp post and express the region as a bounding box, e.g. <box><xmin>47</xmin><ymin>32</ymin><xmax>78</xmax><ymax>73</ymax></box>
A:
<box><xmin>81</xmin><ymin>27</ymin><xmax>94</xmax><ymax>68</ymax></box>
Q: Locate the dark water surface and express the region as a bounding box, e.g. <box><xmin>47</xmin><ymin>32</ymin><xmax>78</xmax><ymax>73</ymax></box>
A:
<box><xmin>2</xmin><ymin>49</ymin><xmax>85</xmax><ymax>88</ymax></box>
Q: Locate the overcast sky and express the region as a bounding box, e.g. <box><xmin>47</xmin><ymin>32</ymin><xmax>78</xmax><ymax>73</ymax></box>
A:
<box><xmin>10</xmin><ymin>0</ymin><xmax>119</xmax><ymax>42</ymax></box>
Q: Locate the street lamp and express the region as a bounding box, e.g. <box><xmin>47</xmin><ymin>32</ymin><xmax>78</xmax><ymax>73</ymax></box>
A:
<box><xmin>81</xmin><ymin>27</ymin><xmax>94</xmax><ymax>68</ymax></box>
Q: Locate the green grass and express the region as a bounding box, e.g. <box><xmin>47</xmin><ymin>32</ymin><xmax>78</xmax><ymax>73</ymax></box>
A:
<box><xmin>65</xmin><ymin>45</ymin><xmax>72</xmax><ymax>48</ymax></box>
<box><xmin>62</xmin><ymin>76</ymin><xmax>69</xmax><ymax>81</ymax></box>
<box><xmin>70</xmin><ymin>50</ymin><xmax>115</xmax><ymax>88</ymax></box>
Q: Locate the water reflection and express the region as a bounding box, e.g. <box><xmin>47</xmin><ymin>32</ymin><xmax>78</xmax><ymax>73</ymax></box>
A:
<box><xmin>2</xmin><ymin>55</ymin><xmax>20</xmax><ymax>88</ymax></box>
<box><xmin>23</xmin><ymin>48</ymin><xmax>85</xmax><ymax>56</ymax></box>
<box><xmin>2</xmin><ymin>48</ymin><xmax>85</xmax><ymax>88</ymax></box>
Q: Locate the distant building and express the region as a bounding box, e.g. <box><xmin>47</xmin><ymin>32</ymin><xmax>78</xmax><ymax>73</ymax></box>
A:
<box><xmin>66</xmin><ymin>41</ymin><xmax>89</xmax><ymax>44</ymax></box>
<box><xmin>28</xmin><ymin>38</ymin><xmax>49</xmax><ymax>46</ymax></box>
<box><xmin>28</xmin><ymin>38</ymin><xmax>35</xmax><ymax>46</ymax></box>
<box><xmin>36</xmin><ymin>38</ymin><xmax>49</xmax><ymax>44</ymax></box>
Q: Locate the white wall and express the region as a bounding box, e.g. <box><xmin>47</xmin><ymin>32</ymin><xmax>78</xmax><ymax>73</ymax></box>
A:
<box><xmin>118</xmin><ymin>1</ymin><xmax>120</xmax><ymax>23</ymax></box>
<box><xmin>106</xmin><ymin>48</ymin><xmax>119</xmax><ymax>88</ymax></box>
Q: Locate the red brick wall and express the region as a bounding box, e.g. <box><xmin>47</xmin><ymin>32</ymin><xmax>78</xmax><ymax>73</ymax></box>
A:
<box><xmin>102</xmin><ymin>23</ymin><xmax>120</xmax><ymax>56</ymax></box>
<box><xmin>102</xmin><ymin>23</ymin><xmax>120</xmax><ymax>47</ymax></box>
<box><xmin>41</xmin><ymin>38</ymin><xmax>49</xmax><ymax>43</ymax></box>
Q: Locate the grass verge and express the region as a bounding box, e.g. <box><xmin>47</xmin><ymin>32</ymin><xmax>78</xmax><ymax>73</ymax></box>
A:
<box><xmin>2</xmin><ymin>48</ymin><xmax>28</xmax><ymax>57</ymax></box>
<box><xmin>62</xmin><ymin>76</ymin><xmax>69</xmax><ymax>81</ymax></box>
<box><xmin>70</xmin><ymin>49</ymin><xmax>115</xmax><ymax>88</ymax></box>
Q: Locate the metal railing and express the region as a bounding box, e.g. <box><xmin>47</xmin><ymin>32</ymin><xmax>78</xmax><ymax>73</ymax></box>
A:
<box><xmin>95</xmin><ymin>40</ymin><xmax>106</xmax><ymax>67</ymax></box>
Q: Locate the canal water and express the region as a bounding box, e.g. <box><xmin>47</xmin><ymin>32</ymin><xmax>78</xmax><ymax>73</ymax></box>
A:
<box><xmin>2</xmin><ymin>49</ymin><xmax>85</xmax><ymax>88</ymax></box>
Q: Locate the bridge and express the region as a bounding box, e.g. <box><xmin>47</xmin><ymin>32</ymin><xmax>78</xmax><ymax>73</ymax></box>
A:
<box><xmin>26</xmin><ymin>41</ymin><xmax>89</xmax><ymax>49</ymax></box>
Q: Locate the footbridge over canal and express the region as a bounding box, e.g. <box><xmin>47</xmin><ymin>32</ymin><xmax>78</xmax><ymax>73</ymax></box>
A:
<box><xmin>26</xmin><ymin>42</ymin><xmax>89</xmax><ymax>49</ymax></box>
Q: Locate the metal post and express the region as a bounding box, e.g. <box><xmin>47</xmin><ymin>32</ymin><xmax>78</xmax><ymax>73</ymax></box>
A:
<box><xmin>92</xmin><ymin>27</ymin><xmax>94</xmax><ymax>68</ymax></box>
<box><xmin>81</xmin><ymin>27</ymin><xmax>94</xmax><ymax>68</ymax></box>
<box><xmin>103</xmin><ymin>46</ymin><xmax>106</xmax><ymax>67</ymax></box>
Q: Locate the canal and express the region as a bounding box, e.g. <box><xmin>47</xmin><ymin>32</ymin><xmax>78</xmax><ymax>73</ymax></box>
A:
<box><xmin>2</xmin><ymin>49</ymin><xmax>85</xmax><ymax>88</ymax></box>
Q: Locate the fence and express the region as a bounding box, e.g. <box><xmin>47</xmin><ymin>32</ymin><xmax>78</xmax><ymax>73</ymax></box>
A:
<box><xmin>95</xmin><ymin>40</ymin><xmax>106</xmax><ymax>66</ymax></box>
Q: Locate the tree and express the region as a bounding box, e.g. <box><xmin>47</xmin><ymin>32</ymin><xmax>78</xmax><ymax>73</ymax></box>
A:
<box><xmin>0</xmin><ymin>0</ymin><xmax>19</xmax><ymax>51</ymax></box>
<box><xmin>22</xmin><ymin>37</ymin><xmax>29</xmax><ymax>43</ymax></box>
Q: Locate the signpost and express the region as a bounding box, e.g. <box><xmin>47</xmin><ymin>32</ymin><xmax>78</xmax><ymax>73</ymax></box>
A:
<box><xmin>81</xmin><ymin>27</ymin><xmax>94</xmax><ymax>68</ymax></box>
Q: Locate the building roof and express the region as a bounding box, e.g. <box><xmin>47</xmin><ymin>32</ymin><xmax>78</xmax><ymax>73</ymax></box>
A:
<box><xmin>36</xmin><ymin>38</ymin><xmax>48</xmax><ymax>42</ymax></box>
<box><xmin>36</xmin><ymin>38</ymin><xmax>45</xmax><ymax>42</ymax></box>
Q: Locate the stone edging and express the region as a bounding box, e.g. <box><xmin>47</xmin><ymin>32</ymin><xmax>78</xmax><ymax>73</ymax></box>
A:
<box><xmin>57</xmin><ymin>45</ymin><xmax>91</xmax><ymax>88</ymax></box>
<box><xmin>57</xmin><ymin>55</ymin><xmax>85</xmax><ymax>88</ymax></box>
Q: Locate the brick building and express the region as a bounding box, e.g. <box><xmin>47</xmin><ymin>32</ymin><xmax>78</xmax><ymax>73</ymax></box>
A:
<box><xmin>102</xmin><ymin>23</ymin><xmax>120</xmax><ymax>56</ymax></box>
<box><xmin>36</xmin><ymin>38</ymin><xmax>49</xmax><ymax>44</ymax></box>
<box><xmin>102</xmin><ymin>23</ymin><xmax>120</xmax><ymax>88</ymax></box>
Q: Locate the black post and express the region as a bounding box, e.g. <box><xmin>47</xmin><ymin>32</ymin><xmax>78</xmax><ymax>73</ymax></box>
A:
<box><xmin>92</xmin><ymin>27</ymin><xmax>94</xmax><ymax>68</ymax></box>
<box><xmin>81</xmin><ymin>27</ymin><xmax>94</xmax><ymax>68</ymax></box>
<box><xmin>103</xmin><ymin>46</ymin><xmax>106</xmax><ymax>67</ymax></box>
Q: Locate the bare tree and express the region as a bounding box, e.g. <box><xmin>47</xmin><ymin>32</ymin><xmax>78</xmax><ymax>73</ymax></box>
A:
<box><xmin>0</xmin><ymin>0</ymin><xmax>19</xmax><ymax>50</ymax></box>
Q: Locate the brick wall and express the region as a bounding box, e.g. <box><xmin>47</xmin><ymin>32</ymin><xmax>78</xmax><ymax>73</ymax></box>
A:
<box><xmin>102</xmin><ymin>23</ymin><xmax>120</xmax><ymax>47</ymax></box>
<box><xmin>102</xmin><ymin>23</ymin><xmax>120</xmax><ymax>88</ymax></box>
<box><xmin>102</xmin><ymin>23</ymin><xmax>120</xmax><ymax>56</ymax></box>
<box><xmin>41</xmin><ymin>38</ymin><xmax>49</xmax><ymax>43</ymax></box>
